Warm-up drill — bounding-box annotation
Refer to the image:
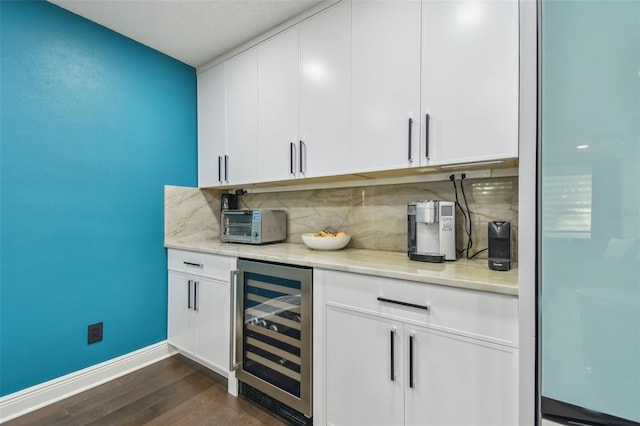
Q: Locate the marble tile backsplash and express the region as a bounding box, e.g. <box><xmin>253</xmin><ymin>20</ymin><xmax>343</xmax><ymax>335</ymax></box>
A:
<box><xmin>165</xmin><ymin>176</ymin><xmax>518</xmax><ymax>260</ymax></box>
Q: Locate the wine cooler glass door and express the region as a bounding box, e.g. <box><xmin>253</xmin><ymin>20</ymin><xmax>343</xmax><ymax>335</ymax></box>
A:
<box><xmin>235</xmin><ymin>259</ymin><xmax>312</xmax><ymax>417</ymax></box>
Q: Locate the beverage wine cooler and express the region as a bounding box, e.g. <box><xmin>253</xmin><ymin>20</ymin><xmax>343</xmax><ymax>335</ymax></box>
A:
<box><xmin>230</xmin><ymin>259</ymin><xmax>313</xmax><ymax>426</ymax></box>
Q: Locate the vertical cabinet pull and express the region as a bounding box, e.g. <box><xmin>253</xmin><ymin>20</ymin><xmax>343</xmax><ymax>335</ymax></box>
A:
<box><xmin>408</xmin><ymin>117</ymin><xmax>413</xmax><ymax>162</ymax></box>
<box><xmin>409</xmin><ymin>334</ymin><xmax>415</xmax><ymax>389</ymax></box>
<box><xmin>299</xmin><ymin>141</ymin><xmax>306</xmax><ymax>176</ymax></box>
<box><xmin>290</xmin><ymin>142</ymin><xmax>296</xmax><ymax>176</ymax></box>
<box><xmin>424</xmin><ymin>113</ymin><xmax>431</xmax><ymax>160</ymax></box>
<box><xmin>390</xmin><ymin>328</ymin><xmax>396</xmax><ymax>381</ymax></box>
<box><xmin>187</xmin><ymin>280</ymin><xmax>192</xmax><ymax>309</ymax></box>
<box><xmin>194</xmin><ymin>281</ymin><xmax>199</xmax><ymax>311</ymax></box>
<box><xmin>224</xmin><ymin>155</ymin><xmax>229</xmax><ymax>182</ymax></box>
<box><xmin>218</xmin><ymin>156</ymin><xmax>222</xmax><ymax>183</ymax></box>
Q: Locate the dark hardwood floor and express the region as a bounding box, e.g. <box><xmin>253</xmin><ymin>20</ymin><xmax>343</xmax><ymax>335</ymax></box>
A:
<box><xmin>6</xmin><ymin>354</ymin><xmax>288</xmax><ymax>426</ymax></box>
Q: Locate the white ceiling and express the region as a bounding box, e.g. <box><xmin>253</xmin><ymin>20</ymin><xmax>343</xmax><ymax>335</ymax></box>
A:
<box><xmin>48</xmin><ymin>0</ymin><xmax>324</xmax><ymax>68</ymax></box>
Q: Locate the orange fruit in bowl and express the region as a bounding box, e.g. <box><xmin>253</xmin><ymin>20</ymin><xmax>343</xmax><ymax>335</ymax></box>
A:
<box><xmin>336</xmin><ymin>231</ymin><xmax>346</xmax><ymax>237</ymax></box>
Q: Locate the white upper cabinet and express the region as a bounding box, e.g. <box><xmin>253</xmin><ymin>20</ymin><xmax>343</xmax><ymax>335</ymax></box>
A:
<box><xmin>299</xmin><ymin>1</ymin><xmax>351</xmax><ymax>178</ymax></box>
<box><xmin>197</xmin><ymin>63</ymin><xmax>226</xmax><ymax>187</ymax></box>
<box><xmin>258</xmin><ymin>28</ymin><xmax>300</xmax><ymax>182</ymax></box>
<box><xmin>350</xmin><ymin>0</ymin><xmax>422</xmax><ymax>173</ymax></box>
<box><xmin>226</xmin><ymin>47</ymin><xmax>259</xmax><ymax>185</ymax></box>
<box><xmin>421</xmin><ymin>0</ymin><xmax>519</xmax><ymax>165</ymax></box>
<box><xmin>197</xmin><ymin>0</ymin><xmax>521</xmax><ymax>186</ymax></box>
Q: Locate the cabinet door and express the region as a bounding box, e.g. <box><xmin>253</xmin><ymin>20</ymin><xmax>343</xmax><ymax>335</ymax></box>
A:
<box><xmin>194</xmin><ymin>277</ymin><xmax>229</xmax><ymax>374</ymax></box>
<box><xmin>197</xmin><ymin>63</ymin><xmax>226</xmax><ymax>187</ymax></box>
<box><xmin>351</xmin><ymin>0</ymin><xmax>421</xmax><ymax>173</ymax></box>
<box><xmin>405</xmin><ymin>325</ymin><xmax>518</xmax><ymax>426</ymax></box>
<box><xmin>168</xmin><ymin>271</ymin><xmax>196</xmax><ymax>354</ymax></box>
<box><xmin>299</xmin><ymin>2</ymin><xmax>351</xmax><ymax>179</ymax></box>
<box><xmin>226</xmin><ymin>48</ymin><xmax>259</xmax><ymax>185</ymax></box>
<box><xmin>421</xmin><ymin>0</ymin><xmax>519</xmax><ymax>165</ymax></box>
<box><xmin>258</xmin><ymin>28</ymin><xmax>300</xmax><ymax>182</ymax></box>
<box><xmin>326</xmin><ymin>306</ymin><xmax>404</xmax><ymax>426</ymax></box>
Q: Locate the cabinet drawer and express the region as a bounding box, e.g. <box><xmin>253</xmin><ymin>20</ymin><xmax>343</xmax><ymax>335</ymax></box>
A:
<box><xmin>167</xmin><ymin>249</ymin><xmax>231</xmax><ymax>281</ymax></box>
<box><xmin>324</xmin><ymin>270</ymin><xmax>518</xmax><ymax>347</ymax></box>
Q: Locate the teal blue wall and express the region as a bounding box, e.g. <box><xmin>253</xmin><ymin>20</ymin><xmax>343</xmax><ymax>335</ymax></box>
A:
<box><xmin>0</xmin><ymin>1</ymin><xmax>197</xmax><ymax>396</ymax></box>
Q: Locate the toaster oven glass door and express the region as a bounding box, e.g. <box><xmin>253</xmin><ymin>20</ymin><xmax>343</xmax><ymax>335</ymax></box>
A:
<box><xmin>223</xmin><ymin>211</ymin><xmax>254</xmax><ymax>242</ymax></box>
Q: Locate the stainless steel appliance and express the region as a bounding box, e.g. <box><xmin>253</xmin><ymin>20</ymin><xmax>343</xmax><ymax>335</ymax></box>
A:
<box><xmin>408</xmin><ymin>200</ymin><xmax>456</xmax><ymax>262</ymax></box>
<box><xmin>230</xmin><ymin>259</ymin><xmax>313</xmax><ymax>426</ymax></box>
<box><xmin>221</xmin><ymin>209</ymin><xmax>286</xmax><ymax>244</ymax></box>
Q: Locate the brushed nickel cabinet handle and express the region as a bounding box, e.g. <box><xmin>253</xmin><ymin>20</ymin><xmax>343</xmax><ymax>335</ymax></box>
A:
<box><xmin>408</xmin><ymin>117</ymin><xmax>414</xmax><ymax>162</ymax></box>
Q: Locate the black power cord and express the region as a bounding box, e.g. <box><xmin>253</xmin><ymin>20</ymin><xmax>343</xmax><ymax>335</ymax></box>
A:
<box><xmin>450</xmin><ymin>174</ymin><xmax>470</xmax><ymax>256</ymax></box>
<box><xmin>450</xmin><ymin>174</ymin><xmax>487</xmax><ymax>259</ymax></box>
<box><xmin>460</xmin><ymin>173</ymin><xmax>473</xmax><ymax>256</ymax></box>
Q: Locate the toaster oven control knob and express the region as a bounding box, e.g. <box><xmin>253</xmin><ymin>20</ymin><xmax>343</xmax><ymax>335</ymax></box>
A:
<box><xmin>253</xmin><ymin>231</ymin><xmax>259</xmax><ymax>237</ymax></box>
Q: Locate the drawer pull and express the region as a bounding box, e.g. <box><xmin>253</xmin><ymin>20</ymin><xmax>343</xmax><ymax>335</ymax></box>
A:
<box><xmin>183</xmin><ymin>261</ymin><xmax>203</xmax><ymax>268</ymax></box>
<box><xmin>377</xmin><ymin>297</ymin><xmax>430</xmax><ymax>312</ymax></box>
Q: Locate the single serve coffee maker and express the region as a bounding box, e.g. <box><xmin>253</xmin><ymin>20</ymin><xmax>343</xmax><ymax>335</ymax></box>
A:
<box><xmin>408</xmin><ymin>200</ymin><xmax>456</xmax><ymax>263</ymax></box>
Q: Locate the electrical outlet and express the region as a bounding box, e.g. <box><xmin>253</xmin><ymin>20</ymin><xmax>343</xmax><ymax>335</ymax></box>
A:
<box><xmin>88</xmin><ymin>322</ymin><xmax>103</xmax><ymax>344</ymax></box>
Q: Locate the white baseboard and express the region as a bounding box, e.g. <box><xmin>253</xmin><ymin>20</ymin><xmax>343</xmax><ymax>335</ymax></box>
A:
<box><xmin>0</xmin><ymin>341</ymin><xmax>176</xmax><ymax>424</ymax></box>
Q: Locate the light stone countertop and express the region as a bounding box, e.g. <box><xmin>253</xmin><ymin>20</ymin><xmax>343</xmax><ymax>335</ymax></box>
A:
<box><xmin>165</xmin><ymin>238</ymin><xmax>518</xmax><ymax>296</ymax></box>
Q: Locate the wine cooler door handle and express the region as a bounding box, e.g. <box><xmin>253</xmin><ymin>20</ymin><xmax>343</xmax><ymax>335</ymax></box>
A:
<box><xmin>229</xmin><ymin>270</ymin><xmax>240</xmax><ymax>371</ymax></box>
<box><xmin>390</xmin><ymin>328</ymin><xmax>396</xmax><ymax>382</ymax></box>
<box><xmin>409</xmin><ymin>333</ymin><xmax>415</xmax><ymax>389</ymax></box>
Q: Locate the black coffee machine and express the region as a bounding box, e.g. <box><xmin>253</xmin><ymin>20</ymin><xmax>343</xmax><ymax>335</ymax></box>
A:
<box><xmin>488</xmin><ymin>221</ymin><xmax>511</xmax><ymax>271</ymax></box>
<box><xmin>221</xmin><ymin>193</ymin><xmax>238</xmax><ymax>211</ymax></box>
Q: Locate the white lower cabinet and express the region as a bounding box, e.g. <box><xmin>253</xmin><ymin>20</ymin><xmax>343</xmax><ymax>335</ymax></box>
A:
<box><xmin>404</xmin><ymin>326</ymin><xmax>518</xmax><ymax>426</ymax></box>
<box><xmin>326</xmin><ymin>307</ymin><xmax>405</xmax><ymax>426</ymax></box>
<box><xmin>323</xmin><ymin>270</ymin><xmax>519</xmax><ymax>426</ymax></box>
<box><xmin>167</xmin><ymin>249</ymin><xmax>233</xmax><ymax>377</ymax></box>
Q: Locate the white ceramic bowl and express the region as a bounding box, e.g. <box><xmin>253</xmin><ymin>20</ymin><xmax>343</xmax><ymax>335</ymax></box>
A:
<box><xmin>301</xmin><ymin>233</ymin><xmax>351</xmax><ymax>251</ymax></box>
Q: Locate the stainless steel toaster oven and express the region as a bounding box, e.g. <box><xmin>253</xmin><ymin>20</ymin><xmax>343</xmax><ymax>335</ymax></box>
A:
<box><xmin>221</xmin><ymin>209</ymin><xmax>287</xmax><ymax>244</ymax></box>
